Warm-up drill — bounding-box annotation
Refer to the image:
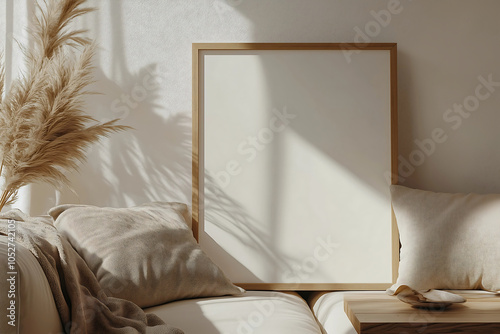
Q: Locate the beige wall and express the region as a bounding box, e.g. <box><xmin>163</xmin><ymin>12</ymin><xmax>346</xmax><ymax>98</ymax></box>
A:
<box><xmin>2</xmin><ymin>0</ymin><xmax>500</xmax><ymax>214</ymax></box>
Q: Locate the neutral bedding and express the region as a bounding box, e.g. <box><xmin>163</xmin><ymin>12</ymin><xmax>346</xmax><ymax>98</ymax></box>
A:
<box><xmin>0</xmin><ymin>210</ymin><xmax>183</xmax><ymax>334</ymax></box>
<box><xmin>0</xmin><ymin>220</ymin><xmax>323</xmax><ymax>334</ymax></box>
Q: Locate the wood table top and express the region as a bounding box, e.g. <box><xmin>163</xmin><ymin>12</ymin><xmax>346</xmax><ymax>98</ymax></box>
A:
<box><xmin>344</xmin><ymin>291</ymin><xmax>500</xmax><ymax>334</ymax></box>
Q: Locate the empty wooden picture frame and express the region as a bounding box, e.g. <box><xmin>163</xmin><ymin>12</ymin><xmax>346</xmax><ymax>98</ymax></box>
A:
<box><xmin>193</xmin><ymin>43</ymin><xmax>398</xmax><ymax>290</ymax></box>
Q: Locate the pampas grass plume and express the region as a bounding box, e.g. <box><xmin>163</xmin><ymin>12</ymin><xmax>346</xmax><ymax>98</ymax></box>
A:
<box><xmin>0</xmin><ymin>0</ymin><xmax>129</xmax><ymax>211</ymax></box>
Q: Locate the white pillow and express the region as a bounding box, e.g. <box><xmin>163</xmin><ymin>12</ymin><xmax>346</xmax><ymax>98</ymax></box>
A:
<box><xmin>389</xmin><ymin>185</ymin><xmax>500</xmax><ymax>292</ymax></box>
<box><xmin>49</xmin><ymin>202</ymin><xmax>244</xmax><ymax>308</ymax></box>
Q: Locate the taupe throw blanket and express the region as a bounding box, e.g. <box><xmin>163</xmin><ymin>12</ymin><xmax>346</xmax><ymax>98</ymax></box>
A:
<box><xmin>0</xmin><ymin>210</ymin><xmax>183</xmax><ymax>334</ymax></box>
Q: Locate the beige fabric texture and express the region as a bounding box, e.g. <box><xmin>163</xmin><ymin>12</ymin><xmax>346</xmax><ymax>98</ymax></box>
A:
<box><xmin>0</xmin><ymin>235</ymin><xmax>63</xmax><ymax>334</ymax></box>
<box><xmin>0</xmin><ymin>210</ymin><xmax>182</xmax><ymax>334</ymax></box>
<box><xmin>49</xmin><ymin>202</ymin><xmax>244</xmax><ymax>308</ymax></box>
<box><xmin>390</xmin><ymin>185</ymin><xmax>500</xmax><ymax>292</ymax></box>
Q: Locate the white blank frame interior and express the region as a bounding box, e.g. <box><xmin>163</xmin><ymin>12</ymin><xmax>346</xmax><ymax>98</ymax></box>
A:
<box><xmin>193</xmin><ymin>43</ymin><xmax>398</xmax><ymax>290</ymax></box>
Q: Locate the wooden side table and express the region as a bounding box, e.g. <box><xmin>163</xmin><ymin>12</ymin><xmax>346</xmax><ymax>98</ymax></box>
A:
<box><xmin>344</xmin><ymin>292</ymin><xmax>500</xmax><ymax>334</ymax></box>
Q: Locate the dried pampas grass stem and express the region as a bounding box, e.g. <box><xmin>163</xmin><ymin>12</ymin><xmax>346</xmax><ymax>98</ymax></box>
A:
<box><xmin>0</xmin><ymin>0</ymin><xmax>129</xmax><ymax>211</ymax></box>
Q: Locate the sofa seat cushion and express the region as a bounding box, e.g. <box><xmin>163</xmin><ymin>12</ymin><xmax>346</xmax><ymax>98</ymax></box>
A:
<box><xmin>308</xmin><ymin>291</ymin><xmax>382</xmax><ymax>334</ymax></box>
<box><xmin>144</xmin><ymin>291</ymin><xmax>322</xmax><ymax>334</ymax></box>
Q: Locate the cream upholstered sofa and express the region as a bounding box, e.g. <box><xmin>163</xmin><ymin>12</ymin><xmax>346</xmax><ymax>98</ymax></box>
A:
<box><xmin>4</xmin><ymin>184</ymin><xmax>500</xmax><ymax>333</ymax></box>
<box><xmin>0</xmin><ymin>201</ymin><xmax>360</xmax><ymax>334</ymax></box>
<box><xmin>5</xmin><ymin>236</ymin><xmax>499</xmax><ymax>334</ymax></box>
<box><xmin>1</xmin><ymin>235</ymin><xmax>362</xmax><ymax>334</ymax></box>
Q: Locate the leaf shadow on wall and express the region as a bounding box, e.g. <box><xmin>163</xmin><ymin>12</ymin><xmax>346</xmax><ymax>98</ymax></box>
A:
<box><xmin>28</xmin><ymin>63</ymin><xmax>192</xmax><ymax>213</ymax></box>
<box><xmin>29</xmin><ymin>0</ymin><xmax>189</xmax><ymax>212</ymax></box>
<box><xmin>57</xmin><ymin>65</ymin><xmax>192</xmax><ymax>208</ymax></box>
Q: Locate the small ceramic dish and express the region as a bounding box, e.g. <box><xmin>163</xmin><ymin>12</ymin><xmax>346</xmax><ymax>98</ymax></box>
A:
<box><xmin>392</xmin><ymin>285</ymin><xmax>466</xmax><ymax>309</ymax></box>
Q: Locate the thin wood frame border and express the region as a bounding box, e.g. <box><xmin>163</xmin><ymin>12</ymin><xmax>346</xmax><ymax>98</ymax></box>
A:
<box><xmin>192</xmin><ymin>43</ymin><xmax>398</xmax><ymax>290</ymax></box>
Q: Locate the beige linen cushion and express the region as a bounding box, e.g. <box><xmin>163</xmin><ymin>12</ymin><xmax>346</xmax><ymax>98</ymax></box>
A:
<box><xmin>49</xmin><ymin>202</ymin><xmax>244</xmax><ymax>308</ymax></box>
<box><xmin>390</xmin><ymin>185</ymin><xmax>500</xmax><ymax>292</ymax></box>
